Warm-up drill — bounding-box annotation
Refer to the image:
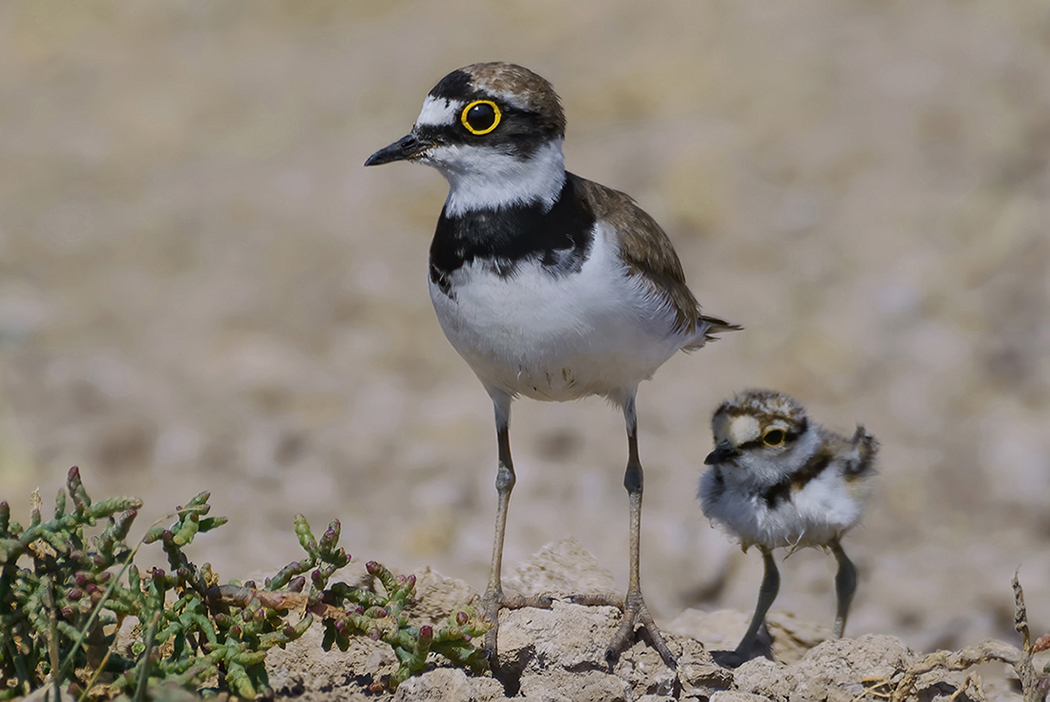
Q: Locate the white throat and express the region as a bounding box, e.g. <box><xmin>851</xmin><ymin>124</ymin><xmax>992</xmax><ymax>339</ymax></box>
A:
<box><xmin>426</xmin><ymin>139</ymin><xmax>566</xmax><ymax>217</ymax></box>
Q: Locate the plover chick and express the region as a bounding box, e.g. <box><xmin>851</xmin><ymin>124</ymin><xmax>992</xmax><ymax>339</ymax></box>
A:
<box><xmin>366</xmin><ymin>62</ymin><xmax>739</xmax><ymax>668</ymax></box>
<box><xmin>699</xmin><ymin>389</ymin><xmax>877</xmax><ymax>659</ymax></box>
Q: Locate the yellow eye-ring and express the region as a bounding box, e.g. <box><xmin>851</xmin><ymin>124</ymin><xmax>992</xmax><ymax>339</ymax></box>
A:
<box><xmin>461</xmin><ymin>100</ymin><xmax>501</xmax><ymax>135</ymax></box>
<box><xmin>762</xmin><ymin>429</ymin><xmax>785</xmax><ymax>447</ymax></box>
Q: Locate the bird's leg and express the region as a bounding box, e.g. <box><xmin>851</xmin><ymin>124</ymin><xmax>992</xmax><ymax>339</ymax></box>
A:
<box><xmin>829</xmin><ymin>537</ymin><xmax>857</xmax><ymax>638</ymax></box>
<box><xmin>735</xmin><ymin>546</ymin><xmax>779</xmax><ymax>657</ymax></box>
<box><xmin>481</xmin><ymin>398</ymin><xmax>515</xmax><ymax>662</ymax></box>
<box><xmin>604</xmin><ymin>398</ymin><xmax>677</xmax><ymax>668</ymax></box>
<box><xmin>481</xmin><ymin>396</ymin><xmax>550</xmax><ymax>665</ymax></box>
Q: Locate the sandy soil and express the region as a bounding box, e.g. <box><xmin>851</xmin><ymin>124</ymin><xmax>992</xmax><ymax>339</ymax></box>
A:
<box><xmin>2</xmin><ymin>2</ymin><xmax>1049</xmax><ymax>699</ymax></box>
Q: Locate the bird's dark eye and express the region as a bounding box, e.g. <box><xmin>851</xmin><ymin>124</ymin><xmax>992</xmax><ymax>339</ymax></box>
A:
<box><xmin>763</xmin><ymin>429</ymin><xmax>785</xmax><ymax>447</ymax></box>
<box><xmin>461</xmin><ymin>100</ymin><xmax>501</xmax><ymax>135</ymax></box>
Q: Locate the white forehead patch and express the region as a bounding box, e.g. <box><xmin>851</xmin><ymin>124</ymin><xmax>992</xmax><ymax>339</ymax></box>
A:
<box><xmin>725</xmin><ymin>415</ymin><xmax>761</xmax><ymax>446</ymax></box>
<box><xmin>416</xmin><ymin>95</ymin><xmax>462</xmax><ymax>127</ymax></box>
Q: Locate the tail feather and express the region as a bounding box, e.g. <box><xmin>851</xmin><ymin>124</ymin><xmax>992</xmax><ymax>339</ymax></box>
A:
<box><xmin>683</xmin><ymin>314</ymin><xmax>743</xmax><ymax>351</ymax></box>
<box><xmin>844</xmin><ymin>425</ymin><xmax>878</xmax><ymax>476</ymax></box>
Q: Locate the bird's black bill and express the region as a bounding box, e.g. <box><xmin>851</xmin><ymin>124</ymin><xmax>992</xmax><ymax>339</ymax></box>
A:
<box><xmin>364</xmin><ymin>133</ymin><xmax>429</xmax><ymax>166</ymax></box>
<box><xmin>705</xmin><ymin>442</ymin><xmax>739</xmax><ymax>465</ymax></box>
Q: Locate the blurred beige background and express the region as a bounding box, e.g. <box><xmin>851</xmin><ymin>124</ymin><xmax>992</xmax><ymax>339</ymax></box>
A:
<box><xmin>1</xmin><ymin>1</ymin><xmax>1048</xmax><ymax>654</ymax></box>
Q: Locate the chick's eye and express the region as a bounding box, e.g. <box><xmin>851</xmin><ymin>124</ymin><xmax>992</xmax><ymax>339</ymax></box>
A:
<box><xmin>461</xmin><ymin>100</ymin><xmax>501</xmax><ymax>135</ymax></box>
<box><xmin>763</xmin><ymin>429</ymin><xmax>785</xmax><ymax>447</ymax></box>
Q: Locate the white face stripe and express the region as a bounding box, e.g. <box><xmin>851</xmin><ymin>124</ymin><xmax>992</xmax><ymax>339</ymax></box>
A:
<box><xmin>485</xmin><ymin>88</ymin><xmax>531</xmax><ymax>112</ymax></box>
<box><xmin>415</xmin><ymin>95</ymin><xmax>462</xmax><ymax>127</ymax></box>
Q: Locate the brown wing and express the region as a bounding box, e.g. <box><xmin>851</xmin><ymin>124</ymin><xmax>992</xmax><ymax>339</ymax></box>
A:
<box><xmin>570</xmin><ymin>173</ymin><xmax>701</xmax><ymax>335</ymax></box>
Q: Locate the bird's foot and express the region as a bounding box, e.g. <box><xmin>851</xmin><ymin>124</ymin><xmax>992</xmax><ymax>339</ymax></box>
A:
<box><xmin>481</xmin><ymin>589</ymin><xmax>553</xmax><ymax>664</ymax></box>
<box><xmin>573</xmin><ymin>591</ymin><xmax>677</xmax><ymax>669</ymax></box>
<box><xmin>567</xmin><ymin>592</ymin><xmax>625</xmax><ymax>610</ymax></box>
<box><xmin>710</xmin><ymin>623</ymin><xmax>774</xmax><ymax>668</ymax></box>
<box><xmin>711</xmin><ymin>648</ymin><xmax>751</xmax><ymax>669</ymax></box>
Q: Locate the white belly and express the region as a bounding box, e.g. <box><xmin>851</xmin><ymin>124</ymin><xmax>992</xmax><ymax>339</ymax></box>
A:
<box><xmin>700</xmin><ymin>467</ymin><xmax>866</xmax><ymax>550</ymax></box>
<box><xmin>429</xmin><ymin>227</ymin><xmax>686</xmax><ymax>403</ymax></box>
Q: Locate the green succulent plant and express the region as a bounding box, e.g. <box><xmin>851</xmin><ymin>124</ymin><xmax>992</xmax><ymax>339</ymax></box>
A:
<box><xmin>0</xmin><ymin>467</ymin><xmax>490</xmax><ymax>700</ymax></box>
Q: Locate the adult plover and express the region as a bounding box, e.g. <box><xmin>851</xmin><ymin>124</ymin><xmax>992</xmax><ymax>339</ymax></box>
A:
<box><xmin>366</xmin><ymin>62</ymin><xmax>739</xmax><ymax>667</ymax></box>
<box><xmin>699</xmin><ymin>389</ymin><xmax>877</xmax><ymax>659</ymax></box>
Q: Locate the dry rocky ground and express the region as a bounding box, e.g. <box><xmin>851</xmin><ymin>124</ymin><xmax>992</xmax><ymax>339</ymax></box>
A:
<box><xmin>262</xmin><ymin>540</ymin><xmax>1042</xmax><ymax>701</ymax></box>
<box><xmin>2</xmin><ymin>2</ymin><xmax>1050</xmax><ymax>700</ymax></box>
